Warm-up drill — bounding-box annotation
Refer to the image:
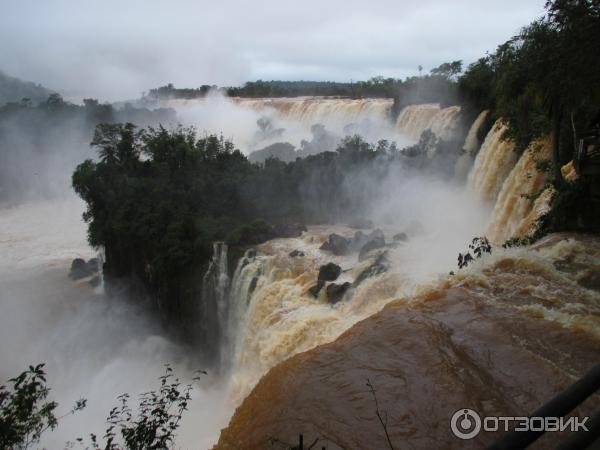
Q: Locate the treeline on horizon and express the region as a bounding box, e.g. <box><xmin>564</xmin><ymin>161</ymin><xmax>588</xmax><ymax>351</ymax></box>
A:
<box><xmin>143</xmin><ymin>68</ymin><xmax>463</xmax><ymax>109</ymax></box>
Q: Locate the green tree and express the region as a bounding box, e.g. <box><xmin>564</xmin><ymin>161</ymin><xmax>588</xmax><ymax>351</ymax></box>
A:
<box><xmin>430</xmin><ymin>60</ymin><xmax>463</xmax><ymax>80</ymax></box>
<box><xmin>0</xmin><ymin>364</ymin><xmax>86</xmax><ymax>449</ymax></box>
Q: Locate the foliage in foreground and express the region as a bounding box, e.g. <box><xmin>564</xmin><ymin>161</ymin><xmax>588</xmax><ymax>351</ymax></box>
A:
<box><xmin>457</xmin><ymin>237</ymin><xmax>492</xmax><ymax>269</ymax></box>
<box><xmin>0</xmin><ymin>364</ymin><xmax>200</xmax><ymax>450</ymax></box>
<box><xmin>0</xmin><ymin>364</ymin><xmax>86</xmax><ymax>450</ymax></box>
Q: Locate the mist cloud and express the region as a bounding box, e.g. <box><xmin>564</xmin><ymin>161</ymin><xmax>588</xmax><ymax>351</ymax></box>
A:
<box><xmin>0</xmin><ymin>0</ymin><xmax>544</xmax><ymax>101</ymax></box>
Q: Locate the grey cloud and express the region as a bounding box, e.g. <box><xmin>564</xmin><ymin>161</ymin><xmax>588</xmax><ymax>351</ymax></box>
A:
<box><xmin>0</xmin><ymin>0</ymin><xmax>545</xmax><ymax>101</ymax></box>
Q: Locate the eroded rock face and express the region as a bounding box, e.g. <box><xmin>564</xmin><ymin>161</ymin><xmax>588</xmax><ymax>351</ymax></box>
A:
<box><xmin>213</xmin><ymin>289</ymin><xmax>600</xmax><ymax>450</ymax></box>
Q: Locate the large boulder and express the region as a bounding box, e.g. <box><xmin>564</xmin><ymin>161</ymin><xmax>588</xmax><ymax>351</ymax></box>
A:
<box><xmin>319</xmin><ymin>234</ymin><xmax>350</xmax><ymax>256</ymax></box>
<box><xmin>69</xmin><ymin>257</ymin><xmax>98</xmax><ymax>280</ymax></box>
<box><xmin>326</xmin><ymin>282</ymin><xmax>352</xmax><ymax>304</ymax></box>
<box><xmin>358</xmin><ymin>229</ymin><xmax>386</xmax><ymax>261</ymax></box>
<box><xmin>318</xmin><ymin>263</ymin><xmax>341</xmax><ymax>281</ymax></box>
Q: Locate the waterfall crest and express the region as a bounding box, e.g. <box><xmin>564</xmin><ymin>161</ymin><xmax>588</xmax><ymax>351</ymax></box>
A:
<box><xmin>395</xmin><ymin>104</ymin><xmax>461</xmax><ymax>140</ymax></box>
<box><xmin>235</xmin><ymin>97</ymin><xmax>393</xmax><ymax>126</ymax></box>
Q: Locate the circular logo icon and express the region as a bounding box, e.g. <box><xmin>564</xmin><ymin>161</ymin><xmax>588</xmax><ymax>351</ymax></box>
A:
<box><xmin>451</xmin><ymin>408</ymin><xmax>482</xmax><ymax>440</ymax></box>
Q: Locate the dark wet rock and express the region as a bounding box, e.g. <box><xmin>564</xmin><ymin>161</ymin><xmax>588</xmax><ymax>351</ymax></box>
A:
<box><xmin>347</xmin><ymin>218</ymin><xmax>374</xmax><ymax>229</ymax></box>
<box><xmin>309</xmin><ymin>280</ymin><xmax>325</xmax><ymax>298</ymax></box>
<box><xmin>326</xmin><ymin>282</ymin><xmax>352</xmax><ymax>304</ymax></box>
<box><xmin>350</xmin><ymin>230</ymin><xmax>367</xmax><ymax>250</ymax></box>
<box><xmin>71</xmin><ymin>258</ymin><xmax>86</xmax><ymax>271</ymax></box>
<box><xmin>354</xmin><ymin>252</ymin><xmax>389</xmax><ymax>286</ymax></box>
<box><xmin>358</xmin><ymin>231</ymin><xmax>386</xmax><ymax>261</ymax></box>
<box><xmin>238</xmin><ymin>248</ymin><xmax>257</xmax><ymax>272</ymax></box>
<box><xmin>318</xmin><ymin>263</ymin><xmax>342</xmax><ymax>281</ymax></box>
<box><xmin>289</xmin><ymin>250</ymin><xmax>305</xmax><ymax>258</ymax></box>
<box><xmin>86</xmin><ymin>257</ymin><xmax>99</xmax><ymax>272</ymax></box>
<box><xmin>249</xmin><ymin>276</ymin><xmax>260</xmax><ymax>297</ymax></box>
<box><xmin>393</xmin><ymin>232</ymin><xmax>408</xmax><ymax>242</ymax></box>
<box><xmin>89</xmin><ymin>275</ymin><xmax>101</xmax><ymax>287</ymax></box>
<box><xmin>319</xmin><ymin>234</ymin><xmax>349</xmax><ymax>256</ymax></box>
<box><xmin>69</xmin><ymin>258</ymin><xmax>95</xmax><ymax>280</ymax></box>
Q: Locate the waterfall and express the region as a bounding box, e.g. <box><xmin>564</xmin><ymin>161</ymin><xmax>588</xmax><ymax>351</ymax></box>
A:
<box><xmin>467</xmin><ymin>119</ymin><xmax>517</xmax><ymax>202</ymax></box>
<box><xmin>201</xmin><ymin>242</ymin><xmax>230</xmax><ymax>363</ymax></box>
<box><xmin>454</xmin><ymin>110</ymin><xmax>489</xmax><ymax>179</ymax></box>
<box><xmin>486</xmin><ymin>137</ymin><xmax>553</xmax><ymax>243</ymax></box>
<box><xmin>395</xmin><ymin>104</ymin><xmax>462</xmax><ymax>140</ymax></box>
<box><xmin>234</xmin><ymin>97</ymin><xmax>394</xmax><ymax>127</ymax></box>
<box><xmin>223</xmin><ymin>230</ymin><xmax>407</xmax><ymax>403</ymax></box>
<box><xmin>463</xmin><ymin>110</ymin><xmax>489</xmax><ymax>155</ymax></box>
<box><xmin>95</xmin><ymin>247</ymin><xmax>106</xmax><ymax>294</ymax></box>
<box><xmin>221</xmin><ymin>249</ymin><xmax>261</xmax><ymax>371</ymax></box>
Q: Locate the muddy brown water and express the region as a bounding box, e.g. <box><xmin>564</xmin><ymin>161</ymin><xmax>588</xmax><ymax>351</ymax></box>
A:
<box><xmin>214</xmin><ymin>234</ymin><xmax>600</xmax><ymax>450</ymax></box>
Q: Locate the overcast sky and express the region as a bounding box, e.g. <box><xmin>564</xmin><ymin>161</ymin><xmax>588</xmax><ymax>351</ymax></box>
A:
<box><xmin>0</xmin><ymin>0</ymin><xmax>545</xmax><ymax>101</ymax></box>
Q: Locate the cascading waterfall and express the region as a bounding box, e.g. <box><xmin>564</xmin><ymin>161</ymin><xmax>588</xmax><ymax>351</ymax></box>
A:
<box><xmin>218</xmin><ymin>228</ymin><xmax>407</xmax><ymax>403</ymax></box>
<box><xmin>221</xmin><ymin>249</ymin><xmax>261</xmax><ymax>371</ymax></box>
<box><xmin>201</xmin><ymin>242</ymin><xmax>230</xmax><ymax>362</ymax></box>
<box><xmin>234</xmin><ymin>97</ymin><xmax>394</xmax><ymax>127</ymax></box>
<box><xmin>486</xmin><ymin>137</ymin><xmax>553</xmax><ymax>243</ymax></box>
<box><xmin>215</xmin><ymin>234</ymin><xmax>600</xmax><ymax>450</ymax></box>
<box><xmin>454</xmin><ymin>110</ymin><xmax>489</xmax><ymax>179</ymax></box>
<box><xmin>395</xmin><ymin>104</ymin><xmax>462</xmax><ymax>140</ymax></box>
<box><xmin>467</xmin><ymin>119</ymin><xmax>517</xmax><ymax>202</ymax></box>
<box><xmin>463</xmin><ymin>110</ymin><xmax>489</xmax><ymax>155</ymax></box>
